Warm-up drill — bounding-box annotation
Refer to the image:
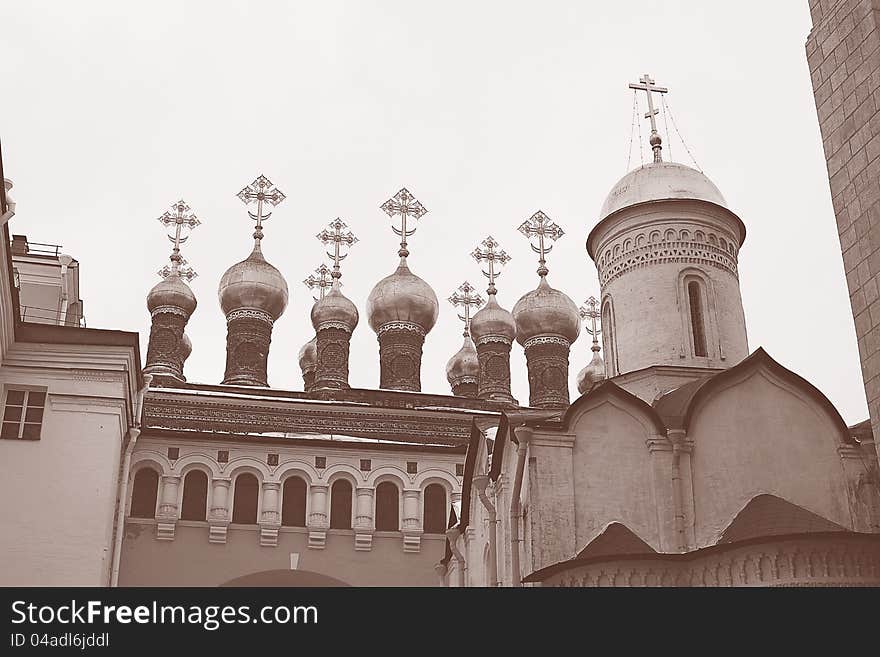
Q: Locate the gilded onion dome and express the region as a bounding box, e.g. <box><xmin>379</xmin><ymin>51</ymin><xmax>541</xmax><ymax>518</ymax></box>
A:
<box><xmin>147</xmin><ymin>272</ymin><xmax>197</xmax><ymax>317</ymax></box>
<box><xmin>470</xmin><ymin>294</ymin><xmax>516</xmax><ymax>343</ymax></box>
<box><xmin>298</xmin><ymin>335</ymin><xmax>317</xmax><ymax>373</ymax></box>
<box><xmin>218</xmin><ymin>244</ymin><xmax>289</xmax><ymax>320</ymax></box>
<box><xmin>311</xmin><ymin>281</ymin><xmax>359</xmax><ymax>333</ymax></box>
<box><xmin>366</xmin><ymin>259</ymin><xmax>439</xmax><ymax>334</ymax></box>
<box><xmin>576</xmin><ymin>349</ymin><xmax>605</xmax><ymax>394</ymax></box>
<box><xmin>446</xmin><ymin>334</ymin><xmax>479</xmax><ymax>385</ymax></box>
<box><xmin>512</xmin><ymin>277</ymin><xmax>580</xmax><ymax>345</ymax></box>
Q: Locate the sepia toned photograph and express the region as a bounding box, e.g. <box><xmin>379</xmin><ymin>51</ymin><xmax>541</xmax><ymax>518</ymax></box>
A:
<box><xmin>1</xmin><ymin>0</ymin><xmax>880</xmax><ymax>625</ymax></box>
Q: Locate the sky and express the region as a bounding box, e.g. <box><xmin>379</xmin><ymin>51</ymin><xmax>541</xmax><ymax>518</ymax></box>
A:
<box><xmin>1</xmin><ymin>1</ymin><xmax>868</xmax><ymax>423</ymax></box>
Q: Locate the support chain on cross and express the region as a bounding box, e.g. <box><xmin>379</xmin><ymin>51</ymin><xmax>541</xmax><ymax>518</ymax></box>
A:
<box><xmin>628</xmin><ymin>73</ymin><xmax>668</xmax><ymax>163</ymax></box>
<box><xmin>156</xmin><ymin>200</ymin><xmax>200</xmax><ymax>282</ymax></box>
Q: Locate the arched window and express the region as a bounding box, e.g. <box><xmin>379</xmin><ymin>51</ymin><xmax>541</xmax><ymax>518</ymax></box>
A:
<box><xmin>231</xmin><ymin>473</ymin><xmax>259</xmax><ymax>524</ymax></box>
<box><xmin>601</xmin><ymin>300</ymin><xmax>617</xmax><ymax>376</ymax></box>
<box><xmin>330</xmin><ymin>479</ymin><xmax>353</xmax><ymax>529</ymax></box>
<box><xmin>688</xmin><ymin>280</ymin><xmax>708</xmax><ymax>357</ymax></box>
<box><xmin>423</xmin><ymin>484</ymin><xmax>447</xmax><ymax>534</ymax></box>
<box><xmin>281</xmin><ymin>476</ymin><xmax>307</xmax><ymax>527</ymax></box>
<box><xmin>130</xmin><ymin>468</ymin><xmax>159</xmax><ymax>518</ymax></box>
<box><xmin>375</xmin><ymin>481</ymin><xmax>399</xmax><ymax>531</ymax></box>
<box><xmin>180</xmin><ymin>470</ymin><xmax>208</xmax><ymax>521</ymax></box>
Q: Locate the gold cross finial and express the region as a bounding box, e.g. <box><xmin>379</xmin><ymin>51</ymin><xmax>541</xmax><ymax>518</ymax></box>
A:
<box><xmin>156</xmin><ymin>200</ymin><xmax>200</xmax><ymax>281</ymax></box>
<box><xmin>518</xmin><ymin>210</ymin><xmax>564</xmax><ymax>278</ymax></box>
<box><xmin>628</xmin><ymin>73</ymin><xmax>669</xmax><ymax>163</ymax></box>
<box><xmin>380</xmin><ymin>187</ymin><xmax>427</xmax><ymax>259</ymax></box>
<box><xmin>579</xmin><ymin>296</ymin><xmax>601</xmax><ymax>352</ymax></box>
<box><xmin>316</xmin><ymin>218</ymin><xmax>358</xmax><ymax>280</ymax></box>
<box><xmin>237</xmin><ymin>175</ymin><xmax>286</xmax><ymax>247</ymax></box>
<box><xmin>471</xmin><ymin>235</ymin><xmax>512</xmax><ymax>296</ymax></box>
<box><xmin>448</xmin><ymin>281</ymin><xmax>484</xmax><ymax>337</ymax></box>
<box><xmin>303</xmin><ymin>264</ymin><xmax>333</xmax><ymax>302</ymax></box>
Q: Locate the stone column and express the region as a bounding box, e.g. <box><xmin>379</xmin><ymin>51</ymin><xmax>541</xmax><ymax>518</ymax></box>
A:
<box><xmin>222</xmin><ymin>309</ymin><xmax>274</xmax><ymax>387</ymax></box>
<box><xmin>523</xmin><ymin>336</ymin><xmax>572</xmax><ymax>408</ymax></box>
<box><xmin>259</xmin><ymin>481</ymin><xmax>281</xmax><ymax>547</ymax></box>
<box><xmin>145</xmin><ymin>309</ymin><xmax>189</xmax><ymax>380</ymax></box>
<box><xmin>308</xmin><ymin>483</ymin><xmax>329</xmax><ymax>549</ymax></box>
<box><xmin>208</xmin><ymin>477</ymin><xmax>231</xmax><ymax>544</ymax></box>
<box><xmin>354</xmin><ymin>486</ymin><xmax>375</xmax><ymax>551</ymax></box>
<box><xmin>402</xmin><ymin>489</ymin><xmax>422</xmax><ymax>553</ymax></box>
<box><xmin>378</xmin><ymin>323</ymin><xmax>426</xmax><ymax>392</ymax></box>
<box><xmin>476</xmin><ymin>337</ymin><xmax>515</xmax><ymax>402</ymax></box>
<box><xmin>314</xmin><ymin>326</ymin><xmax>353</xmax><ymax>389</ymax></box>
<box><xmin>155</xmin><ymin>474</ymin><xmax>180</xmax><ymax>541</ymax></box>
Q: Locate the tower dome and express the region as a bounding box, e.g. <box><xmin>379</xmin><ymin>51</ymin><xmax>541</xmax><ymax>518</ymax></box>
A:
<box><xmin>298</xmin><ymin>335</ymin><xmax>317</xmax><ymax>392</ymax></box>
<box><xmin>599</xmin><ymin>161</ymin><xmax>728</xmax><ymax>221</ymax></box>
<box><xmin>512</xmin><ymin>277</ymin><xmax>580</xmax><ymax>346</ymax></box>
<box><xmin>180</xmin><ymin>332</ymin><xmax>193</xmax><ymax>362</ymax></box>
<box><xmin>471</xmin><ymin>295</ymin><xmax>516</xmax><ymax>344</ymax></box>
<box><xmin>445</xmin><ymin>335</ymin><xmax>479</xmax><ymax>396</ymax></box>
<box><xmin>366</xmin><ymin>259</ymin><xmax>439</xmax><ymax>334</ymax></box>
<box><xmin>576</xmin><ymin>350</ymin><xmax>605</xmax><ymax>394</ymax></box>
<box><xmin>218</xmin><ymin>245</ymin><xmax>289</xmax><ymax>321</ymax></box>
<box><xmin>311</xmin><ymin>282</ymin><xmax>359</xmax><ymax>333</ymax></box>
<box><xmin>147</xmin><ymin>273</ymin><xmax>197</xmax><ymax>317</ymax></box>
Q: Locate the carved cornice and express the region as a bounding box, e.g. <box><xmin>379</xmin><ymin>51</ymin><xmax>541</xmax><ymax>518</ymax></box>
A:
<box><xmin>377</xmin><ymin>321</ymin><xmax>425</xmax><ymax>337</ymax></box>
<box><xmin>226</xmin><ymin>308</ymin><xmax>274</xmax><ymax>326</ymax></box>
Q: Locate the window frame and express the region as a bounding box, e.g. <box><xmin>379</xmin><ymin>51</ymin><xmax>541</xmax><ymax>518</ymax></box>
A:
<box><xmin>1</xmin><ymin>386</ymin><xmax>47</xmax><ymax>441</ymax></box>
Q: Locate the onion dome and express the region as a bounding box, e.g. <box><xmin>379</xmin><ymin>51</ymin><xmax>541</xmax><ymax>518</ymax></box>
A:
<box><xmin>366</xmin><ymin>258</ymin><xmax>439</xmax><ymax>334</ymax></box>
<box><xmin>218</xmin><ymin>244</ymin><xmax>288</xmax><ymax>320</ymax></box>
<box><xmin>446</xmin><ymin>335</ymin><xmax>479</xmax><ymax>386</ymax></box>
<box><xmin>576</xmin><ymin>349</ymin><xmax>605</xmax><ymax>394</ymax></box>
<box><xmin>298</xmin><ymin>335</ymin><xmax>317</xmax><ymax>373</ymax></box>
<box><xmin>599</xmin><ymin>162</ymin><xmax>727</xmax><ymax>221</ymax></box>
<box><xmin>512</xmin><ymin>277</ymin><xmax>580</xmax><ymax>345</ymax></box>
<box><xmin>471</xmin><ymin>294</ymin><xmax>516</xmax><ymax>343</ymax></box>
<box><xmin>147</xmin><ymin>273</ymin><xmax>197</xmax><ymax>316</ymax></box>
<box><xmin>311</xmin><ymin>281</ymin><xmax>359</xmax><ymax>333</ymax></box>
<box><xmin>180</xmin><ymin>332</ymin><xmax>193</xmax><ymax>361</ymax></box>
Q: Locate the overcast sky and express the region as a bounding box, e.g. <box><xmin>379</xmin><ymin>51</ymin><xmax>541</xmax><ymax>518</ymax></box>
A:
<box><xmin>1</xmin><ymin>1</ymin><xmax>867</xmax><ymax>423</ymax></box>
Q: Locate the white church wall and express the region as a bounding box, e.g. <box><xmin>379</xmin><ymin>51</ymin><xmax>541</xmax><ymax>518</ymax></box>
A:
<box><xmin>689</xmin><ymin>365</ymin><xmax>855</xmax><ymax>547</ymax></box>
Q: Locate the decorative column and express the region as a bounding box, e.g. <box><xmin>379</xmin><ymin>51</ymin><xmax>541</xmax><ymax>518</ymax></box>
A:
<box><xmin>155</xmin><ymin>474</ymin><xmax>180</xmax><ymax>541</ymax></box>
<box><xmin>513</xmin><ymin>212</ymin><xmax>580</xmax><ymax>409</ymax></box>
<box><xmin>402</xmin><ymin>489</ymin><xmax>422</xmax><ymax>553</ymax></box>
<box><xmin>308</xmin><ymin>483</ymin><xmax>329</xmax><ymax>549</ymax></box>
<box><xmin>259</xmin><ymin>481</ymin><xmax>281</xmax><ymax>547</ymax></box>
<box><xmin>354</xmin><ymin>486</ymin><xmax>374</xmax><ymax>551</ymax></box>
<box><xmin>470</xmin><ymin>236</ymin><xmax>517</xmax><ymax>403</ymax></box>
<box><xmin>208</xmin><ymin>477</ymin><xmax>231</xmax><ymax>544</ymax></box>
<box><xmin>144</xmin><ymin>200</ymin><xmax>201</xmax><ymax>381</ymax></box>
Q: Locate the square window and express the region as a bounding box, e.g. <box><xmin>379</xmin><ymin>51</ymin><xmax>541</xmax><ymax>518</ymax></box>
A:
<box><xmin>1</xmin><ymin>389</ymin><xmax>46</xmax><ymax>441</ymax></box>
<box><xmin>455</xmin><ymin>463</ymin><xmax>464</xmax><ymax>477</ymax></box>
<box><xmin>167</xmin><ymin>447</ymin><xmax>180</xmax><ymax>460</ymax></box>
<box><xmin>218</xmin><ymin>450</ymin><xmax>229</xmax><ymax>463</ymax></box>
<box><xmin>267</xmin><ymin>453</ymin><xmax>279</xmax><ymax>466</ymax></box>
<box><xmin>315</xmin><ymin>456</ymin><xmax>326</xmax><ymax>469</ymax></box>
<box><xmin>360</xmin><ymin>459</ymin><xmax>371</xmax><ymax>472</ymax></box>
<box><xmin>407</xmin><ymin>461</ymin><xmax>418</xmax><ymax>474</ymax></box>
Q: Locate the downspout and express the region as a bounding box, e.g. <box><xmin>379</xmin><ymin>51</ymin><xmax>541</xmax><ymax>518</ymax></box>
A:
<box><xmin>433</xmin><ymin>562</ymin><xmax>449</xmax><ymax>587</ymax></box>
<box><xmin>667</xmin><ymin>429</ymin><xmax>687</xmax><ymax>552</ymax></box>
<box><xmin>110</xmin><ymin>374</ymin><xmax>152</xmax><ymax>587</ymax></box>
<box><xmin>473</xmin><ymin>474</ymin><xmax>499</xmax><ymax>587</ymax></box>
<box><xmin>445</xmin><ymin>527</ymin><xmax>466</xmax><ymax>587</ymax></box>
<box><xmin>510</xmin><ymin>425</ymin><xmax>532</xmax><ymax>587</ymax></box>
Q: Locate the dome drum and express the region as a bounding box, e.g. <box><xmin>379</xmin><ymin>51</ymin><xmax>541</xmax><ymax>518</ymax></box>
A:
<box><xmin>298</xmin><ymin>336</ymin><xmax>318</xmax><ymax>392</ymax></box>
<box><xmin>144</xmin><ymin>273</ymin><xmax>197</xmax><ymax>381</ymax></box>
<box><xmin>523</xmin><ymin>338</ymin><xmax>573</xmax><ymax>409</ymax></box>
<box><xmin>222</xmin><ymin>312</ymin><xmax>273</xmax><ymax>387</ymax></box>
<box><xmin>377</xmin><ymin>323</ymin><xmax>428</xmax><ymax>392</ymax></box>
<box><xmin>446</xmin><ymin>336</ymin><xmax>479</xmax><ymax>398</ymax></box>
<box><xmin>314</xmin><ymin>326</ymin><xmax>354</xmax><ymax>391</ymax></box>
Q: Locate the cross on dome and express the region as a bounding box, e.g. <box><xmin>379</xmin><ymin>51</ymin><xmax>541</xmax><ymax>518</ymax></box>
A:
<box><xmin>579</xmin><ymin>295</ymin><xmax>602</xmax><ymax>352</ymax></box>
<box><xmin>380</xmin><ymin>187</ymin><xmax>427</xmax><ymax>258</ymax></box>
<box><xmin>303</xmin><ymin>264</ymin><xmax>333</xmax><ymax>302</ymax></box>
<box><xmin>156</xmin><ymin>199</ymin><xmax>200</xmax><ymax>281</ymax></box>
<box><xmin>628</xmin><ymin>73</ymin><xmax>669</xmax><ymax>163</ymax></box>
<box><xmin>316</xmin><ymin>218</ymin><xmax>358</xmax><ymax>280</ymax></box>
<box><xmin>448</xmin><ymin>281</ymin><xmax>484</xmax><ymax>337</ymax></box>
<box><xmin>471</xmin><ymin>235</ymin><xmax>512</xmax><ymax>296</ymax></box>
<box><xmin>236</xmin><ymin>175</ymin><xmax>286</xmax><ymax>246</ymax></box>
<box><xmin>518</xmin><ymin>210</ymin><xmax>564</xmax><ymax>278</ymax></box>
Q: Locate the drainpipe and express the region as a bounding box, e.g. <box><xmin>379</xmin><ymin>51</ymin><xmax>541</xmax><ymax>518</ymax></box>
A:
<box><xmin>667</xmin><ymin>429</ymin><xmax>687</xmax><ymax>553</ymax></box>
<box><xmin>110</xmin><ymin>374</ymin><xmax>152</xmax><ymax>586</ymax></box>
<box><xmin>510</xmin><ymin>425</ymin><xmax>532</xmax><ymax>587</ymax></box>
<box><xmin>473</xmin><ymin>473</ymin><xmax>499</xmax><ymax>587</ymax></box>
<box><xmin>433</xmin><ymin>562</ymin><xmax>449</xmax><ymax>587</ymax></box>
<box><xmin>445</xmin><ymin>527</ymin><xmax>466</xmax><ymax>587</ymax></box>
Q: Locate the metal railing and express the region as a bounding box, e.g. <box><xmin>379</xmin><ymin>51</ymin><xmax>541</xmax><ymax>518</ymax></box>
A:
<box><xmin>10</xmin><ymin>240</ymin><xmax>63</xmax><ymax>257</ymax></box>
<box><xmin>20</xmin><ymin>305</ymin><xmax>86</xmax><ymax>327</ymax></box>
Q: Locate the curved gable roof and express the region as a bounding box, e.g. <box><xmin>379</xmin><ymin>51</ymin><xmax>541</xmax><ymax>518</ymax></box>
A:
<box><xmin>652</xmin><ymin>347</ymin><xmax>853</xmax><ymax>443</ymax></box>
<box><xmin>563</xmin><ymin>379</ymin><xmax>667</xmax><ymax>435</ymax></box>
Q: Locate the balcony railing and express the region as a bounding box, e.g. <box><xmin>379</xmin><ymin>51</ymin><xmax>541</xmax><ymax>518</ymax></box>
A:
<box><xmin>19</xmin><ymin>305</ymin><xmax>86</xmax><ymax>327</ymax></box>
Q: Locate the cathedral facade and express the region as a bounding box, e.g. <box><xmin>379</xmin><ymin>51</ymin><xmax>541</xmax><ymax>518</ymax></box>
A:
<box><xmin>1</xmin><ymin>72</ymin><xmax>880</xmax><ymax>587</ymax></box>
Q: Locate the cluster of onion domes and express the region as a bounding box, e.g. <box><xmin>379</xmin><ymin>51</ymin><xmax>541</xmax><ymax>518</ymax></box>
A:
<box><xmin>471</xmin><ymin>293</ymin><xmax>516</xmax><ymax>344</ymax></box>
<box><xmin>366</xmin><ymin>257</ymin><xmax>439</xmax><ymax>334</ymax></box>
<box><xmin>512</xmin><ymin>276</ymin><xmax>580</xmax><ymax>346</ymax></box>
<box><xmin>218</xmin><ymin>243</ymin><xmax>289</xmax><ymax>321</ymax></box>
<box><xmin>445</xmin><ymin>332</ymin><xmax>479</xmax><ymax>389</ymax></box>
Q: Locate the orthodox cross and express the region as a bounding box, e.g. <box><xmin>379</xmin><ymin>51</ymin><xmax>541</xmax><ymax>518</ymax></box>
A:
<box><xmin>628</xmin><ymin>73</ymin><xmax>668</xmax><ymax>163</ymax></box>
<box><xmin>236</xmin><ymin>175</ymin><xmax>286</xmax><ymax>246</ymax></box>
<box><xmin>471</xmin><ymin>235</ymin><xmax>512</xmax><ymax>296</ymax></box>
<box><xmin>156</xmin><ymin>200</ymin><xmax>199</xmax><ymax>282</ymax></box>
<box><xmin>579</xmin><ymin>296</ymin><xmax>602</xmax><ymax>351</ymax></box>
<box><xmin>303</xmin><ymin>264</ymin><xmax>333</xmax><ymax>302</ymax></box>
<box><xmin>448</xmin><ymin>281</ymin><xmax>484</xmax><ymax>337</ymax></box>
<box><xmin>316</xmin><ymin>218</ymin><xmax>358</xmax><ymax>280</ymax></box>
<box><xmin>380</xmin><ymin>187</ymin><xmax>427</xmax><ymax>258</ymax></box>
<box><xmin>518</xmin><ymin>210</ymin><xmax>564</xmax><ymax>277</ymax></box>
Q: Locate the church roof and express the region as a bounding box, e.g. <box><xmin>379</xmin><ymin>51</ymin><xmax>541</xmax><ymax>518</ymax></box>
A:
<box><xmin>717</xmin><ymin>494</ymin><xmax>847</xmax><ymax>544</ymax></box>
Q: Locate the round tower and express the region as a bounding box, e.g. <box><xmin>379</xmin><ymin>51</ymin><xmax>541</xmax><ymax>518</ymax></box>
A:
<box><xmin>587</xmin><ymin>161</ymin><xmax>748</xmax><ymax>376</ymax></box>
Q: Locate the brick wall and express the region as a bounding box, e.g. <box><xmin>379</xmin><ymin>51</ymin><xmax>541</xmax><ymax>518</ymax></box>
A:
<box><xmin>807</xmin><ymin>0</ymin><xmax>880</xmax><ymax>464</ymax></box>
